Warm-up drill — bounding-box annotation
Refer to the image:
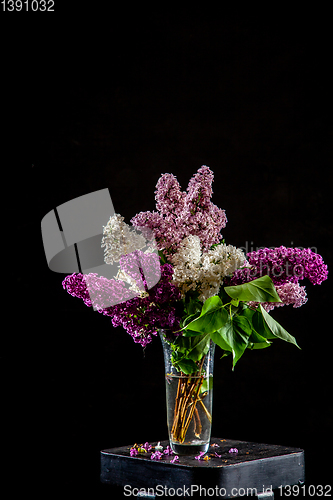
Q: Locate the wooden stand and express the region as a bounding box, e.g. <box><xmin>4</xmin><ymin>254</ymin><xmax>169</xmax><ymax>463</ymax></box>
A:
<box><xmin>100</xmin><ymin>437</ymin><xmax>304</xmax><ymax>498</ymax></box>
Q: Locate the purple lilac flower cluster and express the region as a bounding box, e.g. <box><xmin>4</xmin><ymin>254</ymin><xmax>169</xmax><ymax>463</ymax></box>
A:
<box><xmin>232</xmin><ymin>246</ymin><xmax>328</xmax><ymax>286</ymax></box>
<box><xmin>62</xmin><ymin>272</ymin><xmax>93</xmax><ymax>307</ymax></box>
<box><xmin>63</xmin><ymin>271</ymin><xmax>137</xmax><ymax>311</ymax></box>
<box><xmin>130</xmin><ymin>166</ymin><xmax>227</xmax><ymax>257</ymax></box>
<box><xmin>62</xmin><ymin>261</ymin><xmax>181</xmax><ymax>347</ymax></box>
<box><xmin>228</xmin><ymin>246</ymin><xmax>328</xmax><ymax>312</ymax></box>
<box><xmin>106</xmin><ymin>262</ymin><xmax>181</xmax><ymax>346</ymax></box>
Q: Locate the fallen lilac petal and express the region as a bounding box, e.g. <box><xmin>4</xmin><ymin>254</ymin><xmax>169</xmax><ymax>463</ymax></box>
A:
<box><xmin>170</xmin><ymin>455</ymin><xmax>179</xmax><ymax>463</ymax></box>
<box><xmin>130</xmin><ymin>448</ymin><xmax>138</xmax><ymax>457</ymax></box>
<box><xmin>142</xmin><ymin>442</ymin><xmax>152</xmax><ymax>452</ymax></box>
<box><xmin>151</xmin><ymin>451</ymin><xmax>163</xmax><ymax>460</ymax></box>
<box><xmin>195</xmin><ymin>451</ymin><xmax>206</xmax><ymax>460</ymax></box>
<box><xmin>214</xmin><ymin>452</ymin><xmax>222</xmax><ymax>458</ymax></box>
<box><xmin>228</xmin><ymin>448</ymin><xmax>238</xmax><ymax>454</ymax></box>
<box><xmin>163</xmin><ymin>445</ymin><xmax>174</xmax><ymax>455</ymax></box>
<box><xmin>155</xmin><ymin>441</ymin><xmax>163</xmax><ymax>451</ymax></box>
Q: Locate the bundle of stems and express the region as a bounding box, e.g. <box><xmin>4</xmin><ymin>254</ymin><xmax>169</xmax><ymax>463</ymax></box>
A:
<box><xmin>171</xmin><ymin>356</ymin><xmax>212</xmax><ymax>444</ymax></box>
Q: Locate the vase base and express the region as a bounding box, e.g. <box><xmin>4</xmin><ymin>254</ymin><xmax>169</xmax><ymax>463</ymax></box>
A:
<box><xmin>170</xmin><ymin>440</ymin><xmax>210</xmax><ymax>456</ymax></box>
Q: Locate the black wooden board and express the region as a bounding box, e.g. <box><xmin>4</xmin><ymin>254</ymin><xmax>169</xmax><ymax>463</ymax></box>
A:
<box><xmin>100</xmin><ymin>437</ymin><xmax>304</xmax><ymax>497</ymax></box>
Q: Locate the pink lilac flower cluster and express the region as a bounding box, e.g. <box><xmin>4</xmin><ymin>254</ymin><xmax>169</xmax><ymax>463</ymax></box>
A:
<box><xmin>130</xmin><ymin>166</ymin><xmax>227</xmax><ymax>257</ymax></box>
<box><xmin>229</xmin><ymin>246</ymin><xmax>328</xmax><ymax>311</ymax></box>
<box><xmin>247</xmin><ymin>282</ymin><xmax>308</xmax><ymax>312</ymax></box>
<box><xmin>62</xmin><ymin>261</ymin><xmax>181</xmax><ymax>347</ymax></box>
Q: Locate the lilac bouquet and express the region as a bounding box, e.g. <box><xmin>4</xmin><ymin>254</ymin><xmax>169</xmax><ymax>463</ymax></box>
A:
<box><xmin>62</xmin><ymin>166</ymin><xmax>328</xmax><ymax>370</ymax></box>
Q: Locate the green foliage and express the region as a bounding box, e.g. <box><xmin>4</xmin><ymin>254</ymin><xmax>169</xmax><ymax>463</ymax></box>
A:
<box><xmin>170</xmin><ymin>276</ymin><xmax>299</xmax><ymax>372</ymax></box>
<box><xmin>224</xmin><ymin>275</ymin><xmax>282</xmax><ymax>303</ymax></box>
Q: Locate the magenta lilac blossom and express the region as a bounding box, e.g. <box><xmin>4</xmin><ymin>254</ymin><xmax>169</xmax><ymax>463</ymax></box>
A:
<box><xmin>230</xmin><ymin>246</ymin><xmax>328</xmax><ymax>286</ymax></box>
<box><xmin>62</xmin><ymin>261</ymin><xmax>181</xmax><ymax>347</ymax></box>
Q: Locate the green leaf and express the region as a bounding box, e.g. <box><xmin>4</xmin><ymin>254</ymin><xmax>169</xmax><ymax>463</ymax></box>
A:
<box><xmin>200</xmin><ymin>376</ymin><xmax>213</xmax><ymax>393</ymax></box>
<box><xmin>248</xmin><ymin>329</ymin><xmax>271</xmax><ymax>345</ymax></box>
<box><xmin>247</xmin><ymin>327</ymin><xmax>272</xmax><ymax>349</ymax></box>
<box><xmin>184</xmin><ymin>294</ymin><xmax>202</xmax><ymax>316</ymax></box>
<box><xmin>224</xmin><ymin>275</ymin><xmax>282</xmax><ymax>303</ymax></box>
<box><xmin>184</xmin><ymin>295</ymin><xmax>229</xmax><ymax>334</ymax></box>
<box><xmin>248</xmin><ymin>341</ymin><xmax>272</xmax><ymax>350</ymax></box>
<box><xmin>217</xmin><ymin>315</ymin><xmax>252</xmax><ymax>369</ymax></box>
<box><xmin>210</xmin><ymin>329</ymin><xmax>232</xmax><ymax>352</ymax></box>
<box><xmin>218</xmin><ymin>287</ymin><xmax>233</xmax><ymax>304</ymax></box>
<box><xmin>183</xmin><ymin>328</ymin><xmax>207</xmax><ymax>337</ymax></box>
<box><xmin>252</xmin><ymin>308</ymin><xmax>276</xmax><ymax>339</ymax></box>
<box><xmin>172</xmin><ymin>336</ymin><xmax>190</xmax><ymax>352</ymax></box>
<box><xmin>170</xmin><ymin>333</ymin><xmax>211</xmax><ymax>372</ymax></box>
<box><xmin>176</xmin><ymin>358</ymin><xmax>199</xmax><ymax>374</ymax></box>
<box><xmin>187</xmin><ymin>333</ymin><xmax>211</xmax><ymax>362</ymax></box>
<box><xmin>259</xmin><ymin>305</ymin><xmax>300</xmax><ymax>348</ymax></box>
<box><xmin>233</xmin><ymin>315</ymin><xmax>253</xmax><ymax>336</ymax></box>
<box><xmin>158</xmin><ymin>250</ymin><xmax>167</xmax><ymax>265</ymax></box>
<box><xmin>239</xmin><ymin>304</ymin><xmax>256</xmax><ymax>320</ymax></box>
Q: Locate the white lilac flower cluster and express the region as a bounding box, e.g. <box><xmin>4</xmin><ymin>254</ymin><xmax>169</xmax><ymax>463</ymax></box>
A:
<box><xmin>101</xmin><ymin>213</ymin><xmax>147</xmax><ymax>264</ymax></box>
<box><xmin>170</xmin><ymin>235</ymin><xmax>247</xmax><ymax>302</ymax></box>
<box><xmin>101</xmin><ymin>214</ymin><xmax>158</xmax><ymax>297</ymax></box>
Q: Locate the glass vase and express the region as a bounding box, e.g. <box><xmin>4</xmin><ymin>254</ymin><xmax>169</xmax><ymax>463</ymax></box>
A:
<box><xmin>159</xmin><ymin>330</ymin><xmax>215</xmax><ymax>455</ymax></box>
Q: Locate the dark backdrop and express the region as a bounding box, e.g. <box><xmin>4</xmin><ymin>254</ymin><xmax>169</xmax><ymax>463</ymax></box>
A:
<box><xmin>4</xmin><ymin>6</ymin><xmax>332</xmax><ymax>498</ymax></box>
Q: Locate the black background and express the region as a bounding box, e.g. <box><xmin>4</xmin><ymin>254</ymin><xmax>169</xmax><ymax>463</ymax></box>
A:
<box><xmin>3</xmin><ymin>5</ymin><xmax>332</xmax><ymax>498</ymax></box>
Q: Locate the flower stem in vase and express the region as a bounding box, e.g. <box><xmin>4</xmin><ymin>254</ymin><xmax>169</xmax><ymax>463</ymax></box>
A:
<box><xmin>170</xmin><ymin>356</ymin><xmax>211</xmax><ymax>445</ymax></box>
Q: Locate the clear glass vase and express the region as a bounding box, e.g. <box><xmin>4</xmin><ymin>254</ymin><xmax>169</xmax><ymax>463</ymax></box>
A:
<box><xmin>159</xmin><ymin>330</ymin><xmax>215</xmax><ymax>455</ymax></box>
